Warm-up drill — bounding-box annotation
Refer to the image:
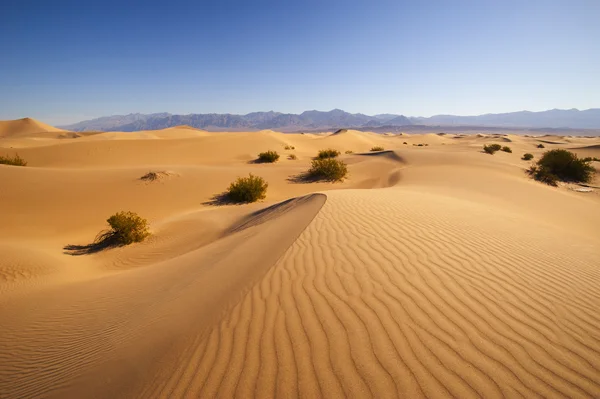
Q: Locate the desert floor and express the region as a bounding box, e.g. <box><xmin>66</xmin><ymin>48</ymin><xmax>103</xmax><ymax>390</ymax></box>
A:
<box><xmin>1</xmin><ymin>118</ymin><xmax>600</xmax><ymax>398</ymax></box>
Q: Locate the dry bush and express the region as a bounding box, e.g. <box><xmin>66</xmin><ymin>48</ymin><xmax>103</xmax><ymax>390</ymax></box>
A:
<box><xmin>288</xmin><ymin>154</ymin><xmax>297</xmax><ymax>160</ymax></box>
<box><xmin>0</xmin><ymin>153</ymin><xmax>27</xmax><ymax>166</ymax></box>
<box><xmin>483</xmin><ymin>144</ymin><xmax>502</xmax><ymax>154</ymax></box>
<box><xmin>308</xmin><ymin>158</ymin><xmax>348</xmax><ymax>181</ymax></box>
<box><xmin>316</xmin><ymin>148</ymin><xmax>340</xmax><ymax>159</ymax></box>
<box><xmin>371</xmin><ymin>146</ymin><xmax>385</xmax><ymax>151</ymax></box>
<box><xmin>522</xmin><ymin>153</ymin><xmax>534</xmax><ymax>161</ymax></box>
<box><xmin>501</xmin><ymin>146</ymin><xmax>512</xmax><ymax>153</ymax></box>
<box><xmin>257</xmin><ymin>150</ymin><xmax>280</xmax><ymax>163</ymax></box>
<box><xmin>227</xmin><ymin>174</ymin><xmax>268</xmax><ymax>202</ymax></box>
<box><xmin>345</xmin><ymin>150</ymin><xmax>353</xmax><ymax>154</ymax></box>
<box><xmin>284</xmin><ymin>145</ymin><xmax>295</xmax><ymax>150</ymax></box>
<box><xmin>96</xmin><ymin>211</ymin><xmax>150</xmax><ymax>246</ymax></box>
<box><xmin>528</xmin><ymin>149</ymin><xmax>595</xmax><ymax>185</ymax></box>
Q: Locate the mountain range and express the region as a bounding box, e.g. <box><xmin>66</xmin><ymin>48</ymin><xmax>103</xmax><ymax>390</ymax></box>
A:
<box><xmin>59</xmin><ymin>108</ymin><xmax>600</xmax><ymax>132</ymax></box>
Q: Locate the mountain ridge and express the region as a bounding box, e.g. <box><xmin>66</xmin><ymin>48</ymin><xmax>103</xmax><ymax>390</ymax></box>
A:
<box><xmin>59</xmin><ymin>108</ymin><xmax>600</xmax><ymax>132</ymax></box>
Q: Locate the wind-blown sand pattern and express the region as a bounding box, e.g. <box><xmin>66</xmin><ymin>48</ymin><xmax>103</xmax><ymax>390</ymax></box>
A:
<box><xmin>1</xmin><ymin>119</ymin><xmax>599</xmax><ymax>398</ymax></box>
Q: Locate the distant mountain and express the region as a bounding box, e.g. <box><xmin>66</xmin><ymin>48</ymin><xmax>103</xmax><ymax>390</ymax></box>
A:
<box><xmin>59</xmin><ymin>108</ymin><xmax>600</xmax><ymax>132</ymax></box>
<box><xmin>60</xmin><ymin>109</ymin><xmax>413</xmax><ymax>132</ymax></box>
<box><xmin>411</xmin><ymin>108</ymin><xmax>600</xmax><ymax>129</ymax></box>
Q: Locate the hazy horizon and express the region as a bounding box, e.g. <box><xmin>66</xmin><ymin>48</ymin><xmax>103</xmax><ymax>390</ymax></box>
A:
<box><xmin>2</xmin><ymin>0</ymin><xmax>599</xmax><ymax>125</ymax></box>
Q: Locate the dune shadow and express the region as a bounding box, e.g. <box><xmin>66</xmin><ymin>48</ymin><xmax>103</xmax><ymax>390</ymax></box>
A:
<box><xmin>63</xmin><ymin>231</ymin><xmax>121</xmax><ymax>256</ymax></box>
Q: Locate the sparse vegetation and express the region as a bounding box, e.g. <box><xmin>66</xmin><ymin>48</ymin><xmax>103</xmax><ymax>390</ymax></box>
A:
<box><xmin>257</xmin><ymin>150</ymin><xmax>280</xmax><ymax>163</ymax></box>
<box><xmin>582</xmin><ymin>157</ymin><xmax>600</xmax><ymax>162</ymax></box>
<box><xmin>528</xmin><ymin>149</ymin><xmax>595</xmax><ymax>185</ymax></box>
<box><xmin>96</xmin><ymin>211</ymin><xmax>150</xmax><ymax>246</ymax></box>
<box><xmin>227</xmin><ymin>174</ymin><xmax>268</xmax><ymax>202</ymax></box>
<box><xmin>501</xmin><ymin>146</ymin><xmax>512</xmax><ymax>153</ymax></box>
<box><xmin>522</xmin><ymin>153</ymin><xmax>534</xmax><ymax>161</ymax></box>
<box><xmin>370</xmin><ymin>146</ymin><xmax>385</xmax><ymax>151</ymax></box>
<box><xmin>345</xmin><ymin>150</ymin><xmax>353</xmax><ymax>154</ymax></box>
<box><xmin>537</xmin><ymin>144</ymin><xmax>545</xmax><ymax>148</ymax></box>
<box><xmin>0</xmin><ymin>153</ymin><xmax>27</xmax><ymax>166</ymax></box>
<box><xmin>403</xmin><ymin>142</ymin><xmax>407</xmax><ymax>145</ymax></box>
<box><xmin>288</xmin><ymin>154</ymin><xmax>297</xmax><ymax>160</ymax></box>
<box><xmin>483</xmin><ymin>144</ymin><xmax>502</xmax><ymax>154</ymax></box>
<box><xmin>308</xmin><ymin>158</ymin><xmax>348</xmax><ymax>181</ymax></box>
<box><xmin>316</xmin><ymin>148</ymin><xmax>340</xmax><ymax>159</ymax></box>
<box><xmin>284</xmin><ymin>145</ymin><xmax>295</xmax><ymax>150</ymax></box>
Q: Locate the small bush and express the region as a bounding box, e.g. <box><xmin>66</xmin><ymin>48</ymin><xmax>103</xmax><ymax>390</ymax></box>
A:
<box><xmin>257</xmin><ymin>150</ymin><xmax>280</xmax><ymax>163</ymax></box>
<box><xmin>537</xmin><ymin>144</ymin><xmax>545</xmax><ymax>148</ymax></box>
<box><xmin>316</xmin><ymin>148</ymin><xmax>340</xmax><ymax>159</ymax></box>
<box><xmin>522</xmin><ymin>153</ymin><xmax>534</xmax><ymax>161</ymax></box>
<box><xmin>284</xmin><ymin>145</ymin><xmax>295</xmax><ymax>150</ymax></box>
<box><xmin>0</xmin><ymin>153</ymin><xmax>27</xmax><ymax>166</ymax></box>
<box><xmin>501</xmin><ymin>146</ymin><xmax>512</xmax><ymax>153</ymax></box>
<box><xmin>96</xmin><ymin>211</ymin><xmax>150</xmax><ymax>245</ymax></box>
<box><xmin>308</xmin><ymin>158</ymin><xmax>348</xmax><ymax>181</ymax></box>
<box><xmin>227</xmin><ymin>174</ymin><xmax>268</xmax><ymax>202</ymax></box>
<box><xmin>528</xmin><ymin>149</ymin><xmax>595</xmax><ymax>185</ymax></box>
<box><xmin>483</xmin><ymin>144</ymin><xmax>502</xmax><ymax>154</ymax></box>
<box><xmin>288</xmin><ymin>154</ymin><xmax>297</xmax><ymax>160</ymax></box>
<box><xmin>371</xmin><ymin>146</ymin><xmax>385</xmax><ymax>151</ymax></box>
<box><xmin>345</xmin><ymin>150</ymin><xmax>353</xmax><ymax>154</ymax></box>
<box><xmin>417</xmin><ymin>143</ymin><xmax>424</xmax><ymax>147</ymax></box>
<box><xmin>403</xmin><ymin>142</ymin><xmax>407</xmax><ymax>145</ymax></box>
<box><xmin>582</xmin><ymin>157</ymin><xmax>600</xmax><ymax>162</ymax></box>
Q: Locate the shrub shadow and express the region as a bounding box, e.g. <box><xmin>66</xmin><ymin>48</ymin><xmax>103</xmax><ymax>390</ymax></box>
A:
<box><xmin>63</xmin><ymin>231</ymin><xmax>121</xmax><ymax>256</ymax></box>
<box><xmin>202</xmin><ymin>192</ymin><xmax>251</xmax><ymax>206</ymax></box>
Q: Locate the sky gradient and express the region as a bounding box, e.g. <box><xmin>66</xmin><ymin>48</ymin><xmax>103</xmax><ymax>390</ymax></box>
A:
<box><xmin>1</xmin><ymin>0</ymin><xmax>599</xmax><ymax>125</ymax></box>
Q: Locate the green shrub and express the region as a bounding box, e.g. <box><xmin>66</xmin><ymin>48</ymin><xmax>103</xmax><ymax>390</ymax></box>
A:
<box><xmin>501</xmin><ymin>146</ymin><xmax>512</xmax><ymax>153</ymax></box>
<box><xmin>371</xmin><ymin>146</ymin><xmax>385</xmax><ymax>151</ymax></box>
<box><xmin>527</xmin><ymin>165</ymin><xmax>558</xmax><ymax>186</ymax></box>
<box><xmin>528</xmin><ymin>149</ymin><xmax>595</xmax><ymax>185</ymax></box>
<box><xmin>227</xmin><ymin>174</ymin><xmax>268</xmax><ymax>202</ymax></box>
<box><xmin>483</xmin><ymin>144</ymin><xmax>502</xmax><ymax>154</ymax></box>
<box><xmin>284</xmin><ymin>145</ymin><xmax>295</xmax><ymax>150</ymax></box>
<box><xmin>345</xmin><ymin>150</ymin><xmax>353</xmax><ymax>154</ymax></box>
<box><xmin>308</xmin><ymin>158</ymin><xmax>348</xmax><ymax>181</ymax></box>
<box><xmin>316</xmin><ymin>148</ymin><xmax>340</xmax><ymax>159</ymax></box>
<box><xmin>537</xmin><ymin>144</ymin><xmax>545</xmax><ymax>148</ymax></box>
<box><xmin>96</xmin><ymin>211</ymin><xmax>150</xmax><ymax>245</ymax></box>
<box><xmin>0</xmin><ymin>153</ymin><xmax>27</xmax><ymax>166</ymax></box>
<box><xmin>257</xmin><ymin>150</ymin><xmax>280</xmax><ymax>163</ymax></box>
<box><xmin>522</xmin><ymin>153</ymin><xmax>534</xmax><ymax>161</ymax></box>
<box><xmin>288</xmin><ymin>154</ymin><xmax>297</xmax><ymax>160</ymax></box>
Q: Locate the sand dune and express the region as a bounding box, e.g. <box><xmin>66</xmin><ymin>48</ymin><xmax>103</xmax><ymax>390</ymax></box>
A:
<box><xmin>1</xmin><ymin>120</ymin><xmax>600</xmax><ymax>398</ymax></box>
<box><xmin>0</xmin><ymin>117</ymin><xmax>66</xmax><ymax>138</ymax></box>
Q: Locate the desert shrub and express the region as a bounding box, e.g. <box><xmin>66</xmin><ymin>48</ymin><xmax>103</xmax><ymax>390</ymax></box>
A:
<box><xmin>522</xmin><ymin>153</ymin><xmax>534</xmax><ymax>161</ymax></box>
<box><xmin>0</xmin><ymin>153</ymin><xmax>27</xmax><ymax>166</ymax></box>
<box><xmin>96</xmin><ymin>211</ymin><xmax>150</xmax><ymax>245</ymax></box>
<box><xmin>345</xmin><ymin>150</ymin><xmax>353</xmax><ymax>154</ymax></box>
<box><xmin>403</xmin><ymin>142</ymin><xmax>407</xmax><ymax>145</ymax></box>
<box><xmin>582</xmin><ymin>157</ymin><xmax>600</xmax><ymax>162</ymax></box>
<box><xmin>371</xmin><ymin>146</ymin><xmax>385</xmax><ymax>151</ymax></box>
<box><xmin>528</xmin><ymin>149</ymin><xmax>595</xmax><ymax>185</ymax></box>
<box><xmin>308</xmin><ymin>158</ymin><xmax>348</xmax><ymax>181</ymax></box>
<box><xmin>288</xmin><ymin>154</ymin><xmax>297</xmax><ymax>160</ymax></box>
<box><xmin>257</xmin><ymin>150</ymin><xmax>280</xmax><ymax>163</ymax></box>
<box><xmin>284</xmin><ymin>145</ymin><xmax>295</xmax><ymax>150</ymax></box>
<box><xmin>527</xmin><ymin>165</ymin><xmax>558</xmax><ymax>186</ymax></box>
<box><xmin>501</xmin><ymin>146</ymin><xmax>512</xmax><ymax>153</ymax></box>
<box><xmin>537</xmin><ymin>144</ymin><xmax>545</xmax><ymax>148</ymax></box>
<box><xmin>417</xmin><ymin>143</ymin><xmax>424</xmax><ymax>147</ymax></box>
<box><xmin>227</xmin><ymin>174</ymin><xmax>268</xmax><ymax>202</ymax></box>
<box><xmin>316</xmin><ymin>148</ymin><xmax>340</xmax><ymax>159</ymax></box>
<box><xmin>483</xmin><ymin>144</ymin><xmax>502</xmax><ymax>154</ymax></box>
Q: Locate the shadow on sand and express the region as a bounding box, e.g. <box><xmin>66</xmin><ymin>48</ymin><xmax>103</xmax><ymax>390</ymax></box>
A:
<box><xmin>63</xmin><ymin>231</ymin><xmax>122</xmax><ymax>256</ymax></box>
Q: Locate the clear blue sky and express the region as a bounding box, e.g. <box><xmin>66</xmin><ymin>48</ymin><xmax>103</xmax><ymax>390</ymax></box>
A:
<box><xmin>1</xmin><ymin>0</ymin><xmax>598</xmax><ymax>125</ymax></box>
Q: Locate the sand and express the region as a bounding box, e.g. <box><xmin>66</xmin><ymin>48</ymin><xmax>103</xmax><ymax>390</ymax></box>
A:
<box><xmin>1</xmin><ymin>119</ymin><xmax>600</xmax><ymax>398</ymax></box>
